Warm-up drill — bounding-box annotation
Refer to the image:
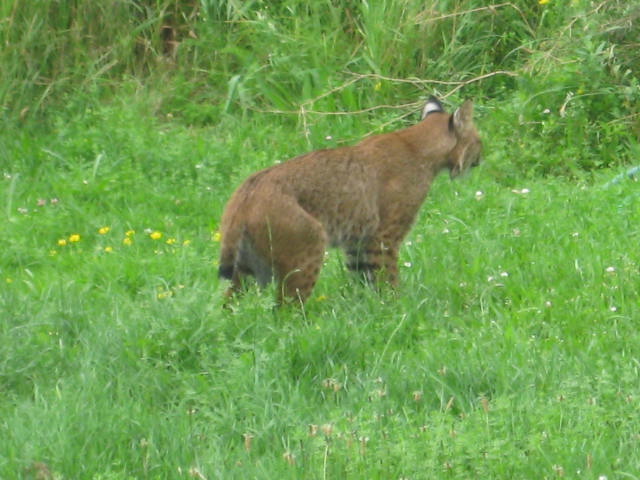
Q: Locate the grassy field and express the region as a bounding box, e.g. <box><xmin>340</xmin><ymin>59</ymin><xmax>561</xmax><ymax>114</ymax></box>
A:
<box><xmin>2</xmin><ymin>0</ymin><xmax>640</xmax><ymax>478</ymax></box>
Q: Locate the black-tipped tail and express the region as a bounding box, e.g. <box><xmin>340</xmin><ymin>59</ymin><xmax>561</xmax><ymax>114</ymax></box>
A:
<box><xmin>218</xmin><ymin>264</ymin><xmax>234</xmax><ymax>280</ymax></box>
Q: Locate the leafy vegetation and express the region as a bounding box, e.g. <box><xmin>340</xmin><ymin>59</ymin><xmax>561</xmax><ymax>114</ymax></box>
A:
<box><xmin>1</xmin><ymin>0</ymin><xmax>639</xmax><ymax>478</ymax></box>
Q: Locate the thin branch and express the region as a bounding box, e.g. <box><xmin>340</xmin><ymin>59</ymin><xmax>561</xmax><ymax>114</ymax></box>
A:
<box><xmin>254</xmin><ymin>70</ymin><xmax>517</xmax><ymax>119</ymax></box>
<box><xmin>444</xmin><ymin>70</ymin><xmax>518</xmax><ymax>98</ymax></box>
<box><xmin>255</xmin><ymin>102</ymin><xmax>419</xmax><ymax>117</ymax></box>
<box><xmin>299</xmin><ymin>76</ymin><xmax>362</xmax><ymax>107</ymax></box>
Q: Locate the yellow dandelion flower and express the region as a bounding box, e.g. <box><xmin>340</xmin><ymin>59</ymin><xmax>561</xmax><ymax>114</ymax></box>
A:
<box><xmin>212</xmin><ymin>231</ymin><xmax>222</xmax><ymax>242</ymax></box>
<box><xmin>104</xmin><ymin>246</ymin><xmax>114</xmax><ymax>253</ymax></box>
<box><xmin>182</xmin><ymin>239</ymin><xmax>191</xmax><ymax>247</ymax></box>
<box><xmin>166</xmin><ymin>238</ymin><xmax>177</xmax><ymax>245</ymax></box>
<box><xmin>125</xmin><ymin>229</ymin><xmax>135</xmax><ymax>237</ymax></box>
<box><xmin>539</xmin><ymin>0</ymin><xmax>550</xmax><ymax>4</ymax></box>
<box><xmin>58</xmin><ymin>239</ymin><xmax>68</xmax><ymax>247</ymax></box>
<box><xmin>123</xmin><ymin>237</ymin><xmax>133</xmax><ymax>246</ymax></box>
<box><xmin>98</xmin><ymin>226</ymin><xmax>111</xmax><ymax>235</ymax></box>
<box><xmin>69</xmin><ymin>234</ymin><xmax>81</xmax><ymax>243</ymax></box>
<box><xmin>150</xmin><ymin>231</ymin><xmax>162</xmax><ymax>240</ymax></box>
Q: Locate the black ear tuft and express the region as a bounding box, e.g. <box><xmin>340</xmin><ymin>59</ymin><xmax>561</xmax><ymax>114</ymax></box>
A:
<box><xmin>422</xmin><ymin>96</ymin><xmax>445</xmax><ymax>119</ymax></box>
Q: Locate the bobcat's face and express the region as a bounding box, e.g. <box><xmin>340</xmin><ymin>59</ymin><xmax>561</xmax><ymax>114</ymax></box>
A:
<box><xmin>448</xmin><ymin>100</ymin><xmax>483</xmax><ymax>178</ymax></box>
<box><xmin>450</xmin><ymin>131</ymin><xmax>482</xmax><ymax>178</ymax></box>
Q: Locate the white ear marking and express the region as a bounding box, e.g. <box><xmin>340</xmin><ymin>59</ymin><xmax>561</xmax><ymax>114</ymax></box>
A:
<box><xmin>422</xmin><ymin>97</ymin><xmax>444</xmax><ymax>119</ymax></box>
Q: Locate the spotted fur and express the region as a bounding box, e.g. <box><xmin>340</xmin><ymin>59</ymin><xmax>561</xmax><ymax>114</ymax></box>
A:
<box><xmin>218</xmin><ymin>97</ymin><xmax>482</xmax><ymax>305</ymax></box>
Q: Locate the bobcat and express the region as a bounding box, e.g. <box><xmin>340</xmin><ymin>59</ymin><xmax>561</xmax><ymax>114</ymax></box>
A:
<box><xmin>218</xmin><ymin>96</ymin><xmax>482</xmax><ymax>305</ymax></box>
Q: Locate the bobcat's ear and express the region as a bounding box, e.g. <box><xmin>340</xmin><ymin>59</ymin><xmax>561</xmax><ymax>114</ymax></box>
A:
<box><xmin>422</xmin><ymin>96</ymin><xmax>444</xmax><ymax>119</ymax></box>
<box><xmin>452</xmin><ymin>100</ymin><xmax>474</xmax><ymax>133</ymax></box>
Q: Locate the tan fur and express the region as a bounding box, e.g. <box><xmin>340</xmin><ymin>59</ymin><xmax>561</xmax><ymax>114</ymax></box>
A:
<box><xmin>218</xmin><ymin>98</ymin><xmax>482</xmax><ymax>305</ymax></box>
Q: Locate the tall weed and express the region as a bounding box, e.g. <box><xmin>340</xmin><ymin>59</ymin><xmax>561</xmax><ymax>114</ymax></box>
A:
<box><xmin>0</xmin><ymin>0</ymin><xmax>637</xmax><ymax>172</ymax></box>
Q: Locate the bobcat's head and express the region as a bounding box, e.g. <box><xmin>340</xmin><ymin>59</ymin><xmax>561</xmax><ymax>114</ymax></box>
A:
<box><xmin>422</xmin><ymin>97</ymin><xmax>482</xmax><ymax>178</ymax></box>
<box><xmin>447</xmin><ymin>100</ymin><xmax>482</xmax><ymax>178</ymax></box>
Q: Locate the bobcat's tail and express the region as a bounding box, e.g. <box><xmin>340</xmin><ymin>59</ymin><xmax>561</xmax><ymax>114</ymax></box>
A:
<box><xmin>217</xmin><ymin>225</ymin><xmax>242</xmax><ymax>281</ymax></box>
<box><xmin>218</xmin><ymin>258</ymin><xmax>235</xmax><ymax>280</ymax></box>
<box><xmin>218</xmin><ymin>220</ymin><xmax>274</xmax><ymax>287</ymax></box>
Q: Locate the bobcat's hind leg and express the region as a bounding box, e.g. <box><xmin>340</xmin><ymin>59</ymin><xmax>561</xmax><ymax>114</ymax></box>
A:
<box><xmin>276</xmin><ymin>252</ymin><xmax>325</xmax><ymax>305</ymax></box>
<box><xmin>261</xmin><ymin>202</ymin><xmax>327</xmax><ymax>305</ymax></box>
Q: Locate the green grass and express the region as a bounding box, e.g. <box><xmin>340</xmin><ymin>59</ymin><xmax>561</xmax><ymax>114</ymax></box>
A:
<box><xmin>2</xmin><ymin>0</ymin><xmax>640</xmax><ymax>478</ymax></box>
<box><xmin>2</xmin><ymin>101</ymin><xmax>639</xmax><ymax>478</ymax></box>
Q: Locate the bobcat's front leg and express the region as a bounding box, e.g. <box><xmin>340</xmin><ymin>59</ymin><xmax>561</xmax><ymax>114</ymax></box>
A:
<box><xmin>346</xmin><ymin>238</ymin><xmax>400</xmax><ymax>287</ymax></box>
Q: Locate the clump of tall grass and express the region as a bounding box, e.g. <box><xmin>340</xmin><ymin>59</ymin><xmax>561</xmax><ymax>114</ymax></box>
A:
<box><xmin>488</xmin><ymin>1</ymin><xmax>640</xmax><ymax>175</ymax></box>
<box><xmin>1</xmin><ymin>0</ymin><xmax>638</xmax><ymax>172</ymax></box>
<box><xmin>0</xmin><ymin>0</ymin><xmax>178</xmax><ymax>120</ymax></box>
